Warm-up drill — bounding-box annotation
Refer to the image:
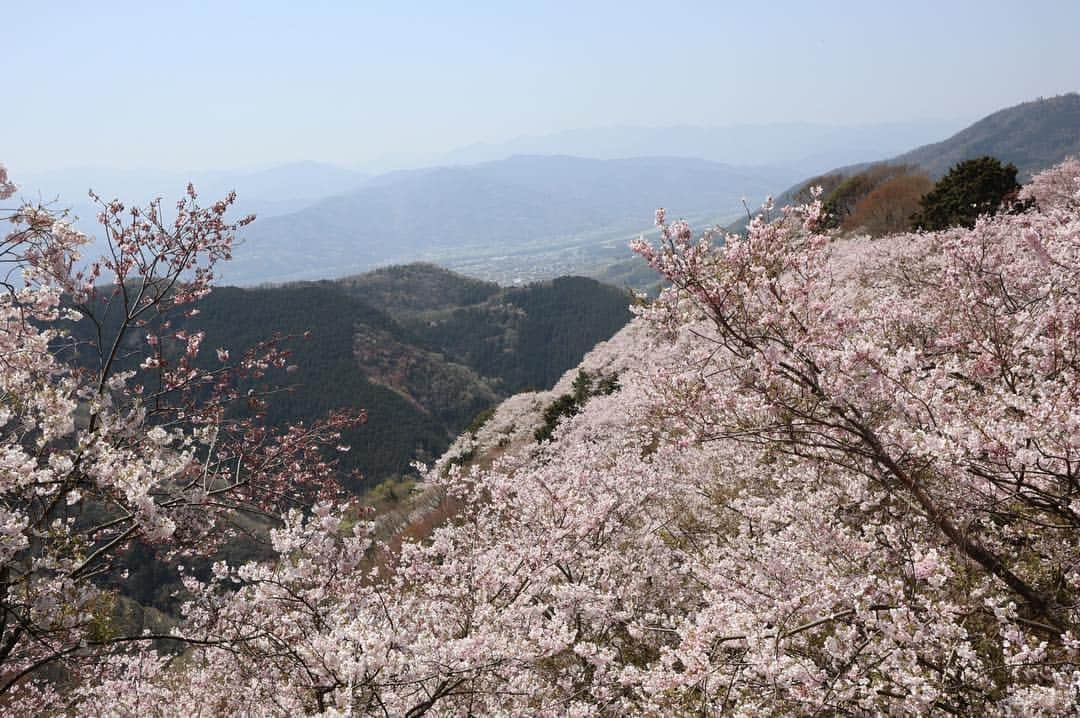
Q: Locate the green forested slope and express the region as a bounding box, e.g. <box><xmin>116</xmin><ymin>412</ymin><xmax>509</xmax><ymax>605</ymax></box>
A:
<box><xmin>75</xmin><ymin>266</ymin><xmax>632</xmax><ymax>491</ymax></box>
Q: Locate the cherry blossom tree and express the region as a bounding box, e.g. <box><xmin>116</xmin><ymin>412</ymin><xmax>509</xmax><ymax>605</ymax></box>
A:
<box><xmin>0</xmin><ymin>164</ymin><xmax>362</xmax><ymax>712</ymax></box>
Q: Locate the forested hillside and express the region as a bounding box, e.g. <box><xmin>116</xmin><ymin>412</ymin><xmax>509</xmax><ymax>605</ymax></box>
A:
<box><xmin>173</xmin><ymin>284</ymin><xmax>450</xmax><ymax>488</ymax></box>
<box><xmin>335</xmin><ymin>263</ymin><xmax>500</xmax><ymax>312</ymax></box>
<box><xmin>891</xmin><ymin>93</ymin><xmax>1080</xmax><ymax>179</ymax></box>
<box><xmin>98</xmin><ymin>265</ymin><xmax>635</xmax><ymax>490</ymax></box>
<box><xmin>355</xmin><ymin>272</ymin><xmax>637</xmax><ymax>392</ymax></box>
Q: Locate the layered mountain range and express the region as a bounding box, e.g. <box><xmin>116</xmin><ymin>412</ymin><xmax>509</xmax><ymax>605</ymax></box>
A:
<box><xmin>18</xmin><ymin>96</ymin><xmax>1076</xmax><ymax>290</ymax></box>
<box><xmin>233</xmin><ymin>94</ymin><xmax>1079</xmax><ymax>286</ymax></box>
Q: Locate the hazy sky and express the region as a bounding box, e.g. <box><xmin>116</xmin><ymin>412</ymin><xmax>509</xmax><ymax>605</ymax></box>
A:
<box><xmin>4</xmin><ymin>0</ymin><xmax>1078</xmax><ymax>172</ymax></box>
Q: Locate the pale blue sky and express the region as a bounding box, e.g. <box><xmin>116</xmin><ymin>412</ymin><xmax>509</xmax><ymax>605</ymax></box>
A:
<box><xmin>3</xmin><ymin>0</ymin><xmax>1078</xmax><ymax>172</ymax></box>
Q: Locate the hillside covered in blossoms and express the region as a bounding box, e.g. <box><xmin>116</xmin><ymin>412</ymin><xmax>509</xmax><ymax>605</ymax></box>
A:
<box><xmin>3</xmin><ymin>155</ymin><xmax>1078</xmax><ymax>715</ymax></box>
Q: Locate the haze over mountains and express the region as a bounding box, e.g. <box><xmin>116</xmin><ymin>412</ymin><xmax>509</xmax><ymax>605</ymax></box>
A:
<box><xmin>227</xmin><ymin>155</ymin><xmax>793</xmax><ymax>285</ymax></box>
<box><xmin>12</xmin><ymin>96</ymin><xmax>1078</xmax><ymax>289</ymax></box>
<box><xmin>234</xmin><ymin>95</ymin><xmax>1075</xmax><ymax>287</ymax></box>
<box><xmin>18</xmin><ymin>161</ymin><xmax>371</xmax><ymax>221</ymax></box>
<box><xmin>10</xmin><ymin>118</ymin><xmax>961</xmax><ymax>281</ymax></box>
<box><xmin>366</xmin><ymin>118</ymin><xmax>967</xmax><ymax>175</ymax></box>
<box><xmin>16</xmin><ymin>117</ymin><xmax>960</xmax><ymax>196</ymax></box>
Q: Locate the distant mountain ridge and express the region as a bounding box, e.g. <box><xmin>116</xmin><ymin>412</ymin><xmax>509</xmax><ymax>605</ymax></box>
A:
<box><xmin>228</xmin><ymin>155</ymin><xmax>795</xmax><ymax>286</ymax></box>
<box><xmin>889</xmin><ymin>93</ymin><xmax>1080</xmax><ymax>180</ymax></box>
<box><xmin>366</xmin><ymin>119</ymin><xmax>967</xmax><ymax>177</ymax></box>
<box><xmin>745</xmin><ymin>93</ymin><xmax>1080</xmax><ymax>229</ymax></box>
